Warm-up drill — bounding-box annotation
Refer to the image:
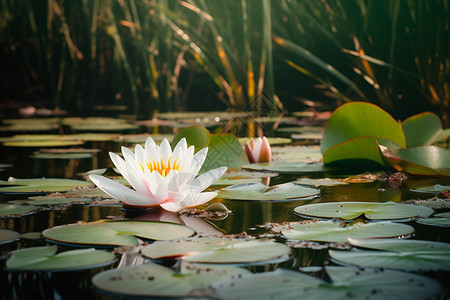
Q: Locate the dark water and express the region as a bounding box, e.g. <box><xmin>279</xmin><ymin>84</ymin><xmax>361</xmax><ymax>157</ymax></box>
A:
<box><xmin>0</xmin><ymin>140</ymin><xmax>449</xmax><ymax>299</ymax></box>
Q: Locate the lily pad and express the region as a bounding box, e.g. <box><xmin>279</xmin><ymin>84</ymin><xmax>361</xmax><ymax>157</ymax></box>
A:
<box><xmin>410</xmin><ymin>184</ymin><xmax>450</xmax><ymax>193</ymax></box>
<box><xmin>271</xmin><ymin>146</ymin><xmax>322</xmax><ymax>163</ymax></box>
<box><xmin>202</xmin><ymin>134</ymin><xmax>249</xmax><ymax>171</ymax></box>
<box><xmin>271</xmin><ymin>220</ymin><xmax>415</xmax><ymax>243</ymax></box>
<box><xmin>211</xmin><ymin>266</ymin><xmax>442</xmax><ymax>300</ymax></box>
<box><xmin>293</xmin><ymin>202</ymin><xmax>433</xmax><ymax>220</ymax></box>
<box><xmin>321</xmin><ymin>102</ymin><xmax>406</xmax><ymax>166</ymax></box>
<box><xmin>92</xmin><ymin>261</ymin><xmax>249</xmax><ymax>298</ymax></box>
<box><xmin>295</xmin><ymin>178</ymin><xmax>348</xmax><ymax>187</ymax></box>
<box><xmin>142</xmin><ymin>237</ymin><xmax>291</xmax><ymax>264</ymax></box>
<box><xmin>238</xmin><ymin>137</ymin><xmax>292</xmax><ymax>146</ymax></box>
<box><xmin>402</xmin><ymin>112</ymin><xmax>443</xmax><ymax>147</ymax></box>
<box><xmin>330</xmin><ymin>238</ymin><xmax>450</xmax><ymax>271</ymax></box>
<box><xmin>42</xmin><ymin>220</ymin><xmax>195</xmax><ymax>247</ymax></box>
<box><xmin>416</xmin><ymin>212</ymin><xmax>450</xmax><ymax>227</ymax></box>
<box><xmin>32</xmin><ymin>152</ymin><xmax>93</xmax><ymax>159</ymax></box>
<box><xmin>172</xmin><ymin>125</ymin><xmax>210</xmax><ymax>150</ymax></box>
<box><xmin>114</xmin><ymin>134</ymin><xmax>174</xmax><ymax>145</ymax></box>
<box><xmin>6</xmin><ymin>245</ymin><xmax>116</xmax><ymax>272</ymax></box>
<box><xmin>0</xmin><ymin>178</ymin><xmax>93</xmax><ymax>194</ymax></box>
<box><xmin>69</xmin><ymin>133</ymin><xmax>121</xmax><ymax>141</ymax></box>
<box><xmin>0</xmin><ymin>229</ymin><xmax>21</xmax><ymax>244</ymax></box>
<box><xmin>2</xmin><ymin>140</ymin><xmax>85</xmax><ymax>147</ymax></box>
<box><xmin>243</xmin><ymin>162</ymin><xmax>337</xmax><ymax>174</ymax></box>
<box><xmin>380</xmin><ymin>145</ymin><xmax>450</xmax><ymax>176</ymax></box>
<box><xmin>218</xmin><ymin>182</ymin><xmax>320</xmax><ymax>201</ymax></box>
<box><xmin>0</xmin><ymin>204</ymin><xmax>38</xmax><ymax>218</ymax></box>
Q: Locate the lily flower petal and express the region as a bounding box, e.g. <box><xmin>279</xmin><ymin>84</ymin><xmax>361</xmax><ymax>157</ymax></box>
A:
<box><xmin>89</xmin><ymin>137</ymin><xmax>227</xmax><ymax>212</ymax></box>
<box><xmin>244</xmin><ymin>136</ymin><xmax>272</xmax><ymax>163</ymax></box>
<box><xmin>89</xmin><ymin>174</ymin><xmax>159</xmax><ymax>206</ymax></box>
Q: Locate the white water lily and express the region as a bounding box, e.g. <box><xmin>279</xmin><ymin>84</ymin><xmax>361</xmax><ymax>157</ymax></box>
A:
<box><xmin>89</xmin><ymin>137</ymin><xmax>227</xmax><ymax>212</ymax></box>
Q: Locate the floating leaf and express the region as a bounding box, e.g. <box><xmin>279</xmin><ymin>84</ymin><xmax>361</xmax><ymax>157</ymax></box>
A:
<box><xmin>380</xmin><ymin>145</ymin><xmax>450</xmax><ymax>176</ymax></box>
<box><xmin>410</xmin><ymin>184</ymin><xmax>450</xmax><ymax>193</ymax></box>
<box><xmin>321</xmin><ymin>102</ymin><xmax>406</xmax><ymax>166</ymax></box>
<box><xmin>32</xmin><ymin>152</ymin><xmax>92</xmax><ymax>159</ymax></box>
<box><xmin>211</xmin><ymin>266</ymin><xmax>442</xmax><ymax>300</ymax></box>
<box><xmin>271</xmin><ymin>146</ymin><xmax>322</xmax><ymax>163</ymax></box>
<box><xmin>115</xmin><ymin>134</ymin><xmax>174</xmax><ymax>145</ymax></box>
<box><xmin>2</xmin><ymin>140</ymin><xmax>85</xmax><ymax>147</ymax></box>
<box><xmin>0</xmin><ymin>229</ymin><xmax>21</xmax><ymax>244</ymax></box>
<box><xmin>294</xmin><ymin>202</ymin><xmax>433</xmax><ymax>220</ymax></box>
<box><xmin>243</xmin><ymin>162</ymin><xmax>337</xmax><ymax>174</ymax></box>
<box><xmin>295</xmin><ymin>178</ymin><xmax>348</xmax><ymax>187</ymax></box>
<box><xmin>238</xmin><ymin>137</ymin><xmax>292</xmax><ymax>146</ymax></box>
<box><xmin>6</xmin><ymin>245</ymin><xmax>115</xmax><ymax>271</ymax></box>
<box><xmin>42</xmin><ymin>220</ymin><xmax>195</xmax><ymax>247</ymax></box>
<box><xmin>92</xmin><ymin>261</ymin><xmax>249</xmax><ymax>298</ymax></box>
<box><xmin>330</xmin><ymin>238</ymin><xmax>450</xmax><ymax>271</ymax></box>
<box><xmin>402</xmin><ymin>112</ymin><xmax>443</xmax><ymax>147</ymax></box>
<box><xmin>0</xmin><ymin>178</ymin><xmax>93</xmax><ymax>194</ymax></box>
<box><xmin>416</xmin><ymin>212</ymin><xmax>450</xmax><ymax>227</ymax></box>
<box><xmin>69</xmin><ymin>133</ymin><xmax>121</xmax><ymax>141</ymax></box>
<box><xmin>142</xmin><ymin>237</ymin><xmax>291</xmax><ymax>264</ymax></box>
<box><xmin>218</xmin><ymin>182</ymin><xmax>320</xmax><ymax>201</ymax></box>
<box><xmin>272</xmin><ymin>220</ymin><xmax>415</xmax><ymax>243</ymax></box>
<box><xmin>9</xmin><ymin>195</ymin><xmax>94</xmax><ymax>206</ymax></box>
<box><xmin>0</xmin><ymin>204</ymin><xmax>38</xmax><ymax>218</ymax></box>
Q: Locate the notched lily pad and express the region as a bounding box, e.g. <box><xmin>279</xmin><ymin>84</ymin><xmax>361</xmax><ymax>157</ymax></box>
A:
<box><xmin>330</xmin><ymin>238</ymin><xmax>450</xmax><ymax>271</ymax></box>
<box><xmin>217</xmin><ymin>182</ymin><xmax>320</xmax><ymax>201</ymax></box>
<box><xmin>211</xmin><ymin>266</ymin><xmax>442</xmax><ymax>300</ymax></box>
<box><xmin>142</xmin><ymin>237</ymin><xmax>291</xmax><ymax>264</ymax></box>
<box><xmin>6</xmin><ymin>245</ymin><xmax>116</xmax><ymax>272</ymax></box>
<box><xmin>0</xmin><ymin>229</ymin><xmax>21</xmax><ymax>244</ymax></box>
<box><xmin>293</xmin><ymin>201</ymin><xmax>433</xmax><ymax>220</ymax></box>
<box><xmin>92</xmin><ymin>261</ymin><xmax>249</xmax><ymax>298</ymax></box>
<box><xmin>42</xmin><ymin>220</ymin><xmax>195</xmax><ymax>247</ymax></box>
<box><xmin>270</xmin><ymin>220</ymin><xmax>415</xmax><ymax>243</ymax></box>
<box><xmin>0</xmin><ymin>204</ymin><xmax>38</xmax><ymax>218</ymax></box>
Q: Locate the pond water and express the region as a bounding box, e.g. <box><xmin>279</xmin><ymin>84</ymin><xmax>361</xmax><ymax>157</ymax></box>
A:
<box><xmin>0</xmin><ymin>117</ymin><xmax>449</xmax><ymax>299</ymax></box>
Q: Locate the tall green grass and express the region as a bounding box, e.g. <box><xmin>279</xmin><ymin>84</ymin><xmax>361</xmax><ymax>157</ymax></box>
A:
<box><xmin>0</xmin><ymin>0</ymin><xmax>448</xmax><ymax>125</ymax></box>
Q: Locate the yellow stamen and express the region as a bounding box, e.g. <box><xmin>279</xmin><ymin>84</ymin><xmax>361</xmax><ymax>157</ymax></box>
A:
<box><xmin>141</xmin><ymin>156</ymin><xmax>181</xmax><ymax>178</ymax></box>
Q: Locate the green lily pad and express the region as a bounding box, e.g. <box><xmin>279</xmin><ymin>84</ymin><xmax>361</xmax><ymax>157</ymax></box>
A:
<box><xmin>0</xmin><ymin>229</ymin><xmax>21</xmax><ymax>244</ymax></box>
<box><xmin>9</xmin><ymin>195</ymin><xmax>94</xmax><ymax>206</ymax></box>
<box><xmin>218</xmin><ymin>182</ymin><xmax>320</xmax><ymax>201</ymax></box>
<box><xmin>0</xmin><ymin>204</ymin><xmax>38</xmax><ymax>218</ymax></box>
<box><xmin>271</xmin><ymin>220</ymin><xmax>415</xmax><ymax>243</ymax></box>
<box><xmin>295</xmin><ymin>178</ymin><xmax>348</xmax><ymax>187</ymax></box>
<box><xmin>321</xmin><ymin>102</ymin><xmax>406</xmax><ymax>166</ymax></box>
<box><xmin>202</xmin><ymin>134</ymin><xmax>249</xmax><ymax>171</ymax></box>
<box><xmin>92</xmin><ymin>261</ymin><xmax>249</xmax><ymax>298</ymax></box>
<box><xmin>293</xmin><ymin>202</ymin><xmax>433</xmax><ymax>220</ymax></box>
<box><xmin>238</xmin><ymin>137</ymin><xmax>292</xmax><ymax>146</ymax></box>
<box><xmin>142</xmin><ymin>237</ymin><xmax>291</xmax><ymax>264</ymax></box>
<box><xmin>410</xmin><ymin>184</ymin><xmax>450</xmax><ymax>193</ymax></box>
<box><xmin>6</xmin><ymin>245</ymin><xmax>116</xmax><ymax>271</ymax></box>
<box><xmin>2</xmin><ymin>140</ymin><xmax>85</xmax><ymax>147</ymax></box>
<box><xmin>0</xmin><ymin>178</ymin><xmax>93</xmax><ymax>194</ymax></box>
<box><xmin>271</xmin><ymin>146</ymin><xmax>322</xmax><ymax>163</ymax></box>
<box><xmin>0</xmin><ymin>123</ymin><xmax>59</xmax><ymax>132</ymax></box>
<box><xmin>69</xmin><ymin>133</ymin><xmax>121</xmax><ymax>141</ymax></box>
<box><xmin>172</xmin><ymin>125</ymin><xmax>210</xmax><ymax>150</ymax></box>
<box><xmin>380</xmin><ymin>145</ymin><xmax>450</xmax><ymax>176</ymax></box>
<box><xmin>32</xmin><ymin>152</ymin><xmax>93</xmax><ymax>159</ymax></box>
<box><xmin>330</xmin><ymin>238</ymin><xmax>450</xmax><ymax>271</ymax></box>
<box><xmin>402</xmin><ymin>112</ymin><xmax>443</xmax><ymax>147</ymax></box>
<box><xmin>42</xmin><ymin>220</ymin><xmax>195</xmax><ymax>247</ymax></box>
<box><xmin>213</xmin><ymin>170</ymin><xmax>277</xmax><ymax>186</ymax></box>
<box><xmin>243</xmin><ymin>162</ymin><xmax>337</xmax><ymax>174</ymax></box>
<box><xmin>114</xmin><ymin>134</ymin><xmax>174</xmax><ymax>145</ymax></box>
<box><xmin>416</xmin><ymin>212</ymin><xmax>450</xmax><ymax>227</ymax></box>
<box><xmin>211</xmin><ymin>266</ymin><xmax>442</xmax><ymax>300</ymax></box>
